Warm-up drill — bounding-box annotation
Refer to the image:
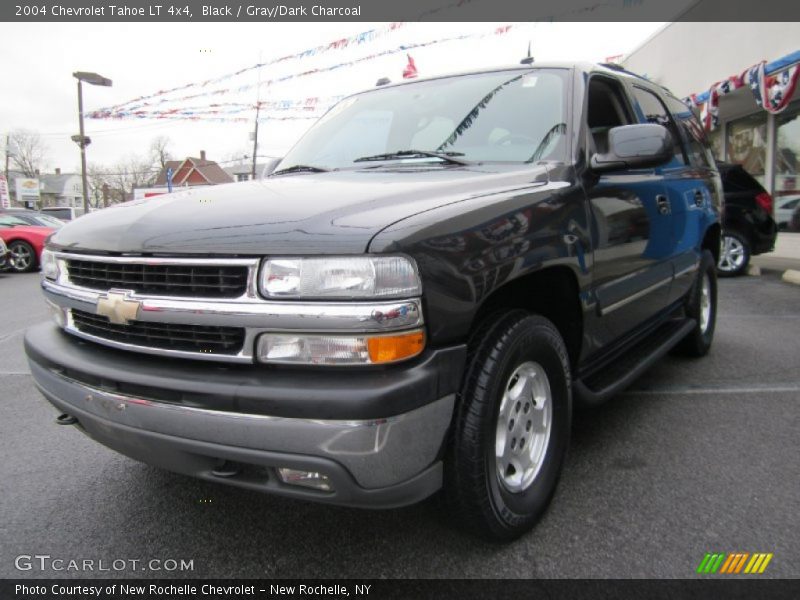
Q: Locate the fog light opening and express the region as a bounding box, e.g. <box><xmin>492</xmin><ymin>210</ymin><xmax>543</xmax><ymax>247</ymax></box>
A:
<box><xmin>277</xmin><ymin>468</ymin><xmax>334</xmax><ymax>492</ymax></box>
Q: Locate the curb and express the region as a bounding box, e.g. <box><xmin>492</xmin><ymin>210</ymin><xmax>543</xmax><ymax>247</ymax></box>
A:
<box><xmin>781</xmin><ymin>269</ymin><xmax>800</xmax><ymax>286</ymax></box>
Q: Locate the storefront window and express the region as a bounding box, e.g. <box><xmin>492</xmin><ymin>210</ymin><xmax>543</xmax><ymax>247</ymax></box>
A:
<box><xmin>775</xmin><ymin>102</ymin><xmax>800</xmax><ymax>229</ymax></box>
<box><xmin>726</xmin><ymin>113</ymin><xmax>767</xmax><ymax>187</ymax></box>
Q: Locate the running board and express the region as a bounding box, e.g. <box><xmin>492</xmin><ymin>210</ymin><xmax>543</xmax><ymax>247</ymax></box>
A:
<box><xmin>574</xmin><ymin>318</ymin><xmax>696</xmax><ymax>407</ymax></box>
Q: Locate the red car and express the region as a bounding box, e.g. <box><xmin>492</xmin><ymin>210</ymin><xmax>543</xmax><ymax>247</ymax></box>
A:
<box><xmin>0</xmin><ymin>214</ymin><xmax>56</xmax><ymax>273</ymax></box>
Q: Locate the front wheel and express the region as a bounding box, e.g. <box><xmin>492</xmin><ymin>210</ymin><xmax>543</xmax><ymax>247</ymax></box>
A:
<box><xmin>445</xmin><ymin>311</ymin><xmax>572</xmax><ymax>541</ymax></box>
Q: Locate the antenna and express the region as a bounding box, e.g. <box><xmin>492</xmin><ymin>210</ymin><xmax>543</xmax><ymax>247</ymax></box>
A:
<box><xmin>520</xmin><ymin>41</ymin><xmax>534</xmax><ymax>65</ymax></box>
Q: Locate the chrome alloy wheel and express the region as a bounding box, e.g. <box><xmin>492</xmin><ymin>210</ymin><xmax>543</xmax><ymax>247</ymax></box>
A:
<box><xmin>9</xmin><ymin>243</ymin><xmax>33</xmax><ymax>272</ymax></box>
<box><xmin>699</xmin><ymin>272</ymin><xmax>712</xmax><ymax>334</ymax></box>
<box><xmin>495</xmin><ymin>361</ymin><xmax>552</xmax><ymax>493</ymax></box>
<box><xmin>718</xmin><ymin>235</ymin><xmax>745</xmax><ymax>273</ymax></box>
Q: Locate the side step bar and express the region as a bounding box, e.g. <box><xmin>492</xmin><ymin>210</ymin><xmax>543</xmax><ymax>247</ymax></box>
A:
<box><xmin>574</xmin><ymin>318</ymin><xmax>696</xmax><ymax>407</ymax></box>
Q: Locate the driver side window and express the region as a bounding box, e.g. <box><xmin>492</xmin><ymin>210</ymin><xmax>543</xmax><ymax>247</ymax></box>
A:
<box><xmin>586</xmin><ymin>77</ymin><xmax>635</xmax><ymax>154</ymax></box>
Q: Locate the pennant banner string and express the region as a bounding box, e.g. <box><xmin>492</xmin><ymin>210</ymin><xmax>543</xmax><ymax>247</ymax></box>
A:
<box><xmin>88</xmin><ymin>25</ymin><xmax>517</xmax><ymax>120</ymax></box>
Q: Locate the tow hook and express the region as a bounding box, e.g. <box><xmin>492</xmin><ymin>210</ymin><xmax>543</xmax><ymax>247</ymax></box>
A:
<box><xmin>56</xmin><ymin>413</ymin><xmax>78</xmax><ymax>425</ymax></box>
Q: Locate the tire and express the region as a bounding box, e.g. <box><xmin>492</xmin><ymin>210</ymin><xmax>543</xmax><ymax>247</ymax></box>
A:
<box><xmin>444</xmin><ymin>310</ymin><xmax>572</xmax><ymax>541</ymax></box>
<box><xmin>676</xmin><ymin>249</ymin><xmax>717</xmax><ymax>357</ymax></box>
<box><xmin>8</xmin><ymin>241</ymin><xmax>37</xmax><ymax>273</ymax></box>
<box><xmin>717</xmin><ymin>231</ymin><xmax>750</xmax><ymax>277</ymax></box>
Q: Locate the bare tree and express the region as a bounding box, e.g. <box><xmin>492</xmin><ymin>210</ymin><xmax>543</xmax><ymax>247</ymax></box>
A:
<box><xmin>7</xmin><ymin>129</ymin><xmax>49</xmax><ymax>177</ymax></box>
<box><xmin>149</xmin><ymin>135</ymin><xmax>173</xmax><ymax>170</ymax></box>
<box><xmin>88</xmin><ymin>155</ymin><xmax>158</xmax><ymax>206</ymax></box>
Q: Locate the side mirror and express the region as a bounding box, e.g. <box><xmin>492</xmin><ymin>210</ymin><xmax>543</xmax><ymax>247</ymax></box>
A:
<box><xmin>261</xmin><ymin>158</ymin><xmax>282</xmax><ymax>178</ymax></box>
<box><xmin>590</xmin><ymin>123</ymin><xmax>672</xmax><ymax>172</ymax></box>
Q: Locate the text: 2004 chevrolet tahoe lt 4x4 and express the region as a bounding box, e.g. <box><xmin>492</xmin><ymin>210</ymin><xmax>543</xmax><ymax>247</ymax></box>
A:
<box><xmin>26</xmin><ymin>63</ymin><xmax>722</xmax><ymax>540</ymax></box>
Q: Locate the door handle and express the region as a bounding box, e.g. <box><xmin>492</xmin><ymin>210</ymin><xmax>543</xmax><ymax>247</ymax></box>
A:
<box><xmin>694</xmin><ymin>189</ymin><xmax>705</xmax><ymax>207</ymax></box>
<box><xmin>656</xmin><ymin>194</ymin><xmax>671</xmax><ymax>215</ymax></box>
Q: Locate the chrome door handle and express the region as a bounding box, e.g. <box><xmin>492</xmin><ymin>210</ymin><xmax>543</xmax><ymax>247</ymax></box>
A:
<box><xmin>694</xmin><ymin>189</ymin><xmax>705</xmax><ymax>207</ymax></box>
<box><xmin>656</xmin><ymin>195</ymin><xmax>671</xmax><ymax>215</ymax></box>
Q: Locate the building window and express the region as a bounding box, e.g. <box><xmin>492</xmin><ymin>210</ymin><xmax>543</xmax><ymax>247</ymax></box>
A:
<box><xmin>775</xmin><ymin>101</ymin><xmax>800</xmax><ymax>209</ymax></box>
<box><xmin>726</xmin><ymin>113</ymin><xmax>767</xmax><ymax>187</ymax></box>
<box><xmin>236</xmin><ymin>173</ymin><xmax>250</xmax><ymax>182</ymax></box>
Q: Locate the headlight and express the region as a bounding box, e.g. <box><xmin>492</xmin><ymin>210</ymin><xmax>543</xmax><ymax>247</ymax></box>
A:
<box><xmin>41</xmin><ymin>249</ymin><xmax>60</xmax><ymax>281</ymax></box>
<box><xmin>259</xmin><ymin>256</ymin><xmax>421</xmax><ymax>299</ymax></box>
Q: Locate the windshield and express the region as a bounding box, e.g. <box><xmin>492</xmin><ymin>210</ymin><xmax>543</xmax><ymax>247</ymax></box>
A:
<box><xmin>29</xmin><ymin>214</ymin><xmax>65</xmax><ymax>228</ymax></box>
<box><xmin>0</xmin><ymin>215</ymin><xmax>28</xmax><ymax>227</ymax></box>
<box><xmin>277</xmin><ymin>69</ymin><xmax>568</xmax><ymax>172</ymax></box>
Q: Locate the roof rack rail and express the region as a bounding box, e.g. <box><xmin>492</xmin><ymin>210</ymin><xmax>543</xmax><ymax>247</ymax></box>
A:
<box><xmin>598</xmin><ymin>63</ymin><xmax>650</xmax><ymax>82</ymax></box>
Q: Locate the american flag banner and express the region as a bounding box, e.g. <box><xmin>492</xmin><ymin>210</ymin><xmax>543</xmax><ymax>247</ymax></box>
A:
<box><xmin>746</xmin><ymin>61</ymin><xmax>800</xmax><ymax>114</ymax></box>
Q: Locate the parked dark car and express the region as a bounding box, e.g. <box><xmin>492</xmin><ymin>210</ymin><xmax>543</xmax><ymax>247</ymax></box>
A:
<box><xmin>25</xmin><ymin>62</ymin><xmax>722</xmax><ymax>541</ymax></box>
<box><xmin>716</xmin><ymin>162</ymin><xmax>778</xmax><ymax>276</ymax></box>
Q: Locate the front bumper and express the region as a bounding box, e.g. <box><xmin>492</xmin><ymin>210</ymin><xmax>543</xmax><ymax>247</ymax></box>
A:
<box><xmin>25</xmin><ymin>323</ymin><xmax>466</xmax><ymax>508</ymax></box>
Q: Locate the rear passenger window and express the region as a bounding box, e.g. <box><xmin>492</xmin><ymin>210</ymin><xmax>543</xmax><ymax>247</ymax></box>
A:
<box><xmin>632</xmin><ymin>87</ymin><xmax>687</xmax><ymax>166</ymax></box>
<box><xmin>664</xmin><ymin>95</ymin><xmax>715</xmax><ymax>168</ymax></box>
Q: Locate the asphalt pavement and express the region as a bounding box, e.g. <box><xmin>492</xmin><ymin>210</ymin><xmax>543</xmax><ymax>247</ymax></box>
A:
<box><xmin>1</xmin><ymin>267</ymin><xmax>798</xmax><ymax>579</ymax></box>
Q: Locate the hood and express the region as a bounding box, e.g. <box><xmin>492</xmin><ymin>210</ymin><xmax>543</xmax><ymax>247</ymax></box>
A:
<box><xmin>49</xmin><ymin>165</ymin><xmax>550</xmax><ymax>255</ymax></box>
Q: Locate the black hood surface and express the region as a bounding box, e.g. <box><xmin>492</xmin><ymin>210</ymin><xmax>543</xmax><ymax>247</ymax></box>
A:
<box><xmin>50</xmin><ymin>166</ymin><xmax>549</xmax><ymax>255</ymax></box>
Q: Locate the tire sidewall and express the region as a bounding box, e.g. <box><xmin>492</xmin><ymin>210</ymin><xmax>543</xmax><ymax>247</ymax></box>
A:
<box><xmin>481</xmin><ymin>318</ymin><xmax>571</xmax><ymax>530</ymax></box>
<box><xmin>691</xmin><ymin>251</ymin><xmax>718</xmax><ymax>351</ymax></box>
<box><xmin>9</xmin><ymin>241</ymin><xmax>36</xmax><ymax>273</ymax></box>
<box><xmin>718</xmin><ymin>231</ymin><xmax>750</xmax><ymax>277</ymax></box>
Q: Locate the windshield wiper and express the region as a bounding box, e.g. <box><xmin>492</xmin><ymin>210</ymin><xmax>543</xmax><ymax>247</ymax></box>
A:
<box><xmin>353</xmin><ymin>150</ymin><xmax>471</xmax><ymax>165</ymax></box>
<box><xmin>271</xmin><ymin>164</ymin><xmax>330</xmax><ymax>176</ymax></box>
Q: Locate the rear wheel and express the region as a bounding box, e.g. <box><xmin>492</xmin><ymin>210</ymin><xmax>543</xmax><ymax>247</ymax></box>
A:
<box><xmin>676</xmin><ymin>250</ymin><xmax>717</xmax><ymax>357</ymax></box>
<box><xmin>717</xmin><ymin>231</ymin><xmax>750</xmax><ymax>277</ymax></box>
<box><xmin>445</xmin><ymin>311</ymin><xmax>571</xmax><ymax>541</ymax></box>
<box><xmin>8</xmin><ymin>241</ymin><xmax>37</xmax><ymax>273</ymax></box>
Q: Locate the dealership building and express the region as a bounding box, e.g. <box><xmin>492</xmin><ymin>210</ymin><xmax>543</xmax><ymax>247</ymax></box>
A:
<box><xmin>624</xmin><ymin>22</ymin><xmax>799</xmax><ymax>222</ymax></box>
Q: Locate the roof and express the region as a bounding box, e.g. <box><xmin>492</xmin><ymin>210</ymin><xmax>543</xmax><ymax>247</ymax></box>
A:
<box><xmin>155</xmin><ymin>157</ymin><xmax>233</xmax><ymax>186</ymax></box>
<box><xmin>38</xmin><ymin>173</ymin><xmax>81</xmax><ymax>195</ymax></box>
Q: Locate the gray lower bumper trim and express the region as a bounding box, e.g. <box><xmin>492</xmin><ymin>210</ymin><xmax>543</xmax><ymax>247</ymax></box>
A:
<box><xmin>30</xmin><ymin>360</ymin><xmax>454</xmax><ymax>492</ymax></box>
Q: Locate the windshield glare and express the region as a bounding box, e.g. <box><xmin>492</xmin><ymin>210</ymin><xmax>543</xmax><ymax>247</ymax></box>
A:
<box><xmin>278</xmin><ymin>69</ymin><xmax>567</xmax><ymax>171</ymax></box>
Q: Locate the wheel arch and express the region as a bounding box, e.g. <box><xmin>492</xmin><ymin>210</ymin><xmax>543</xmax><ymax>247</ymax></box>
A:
<box><xmin>702</xmin><ymin>222</ymin><xmax>722</xmax><ymax>265</ymax></box>
<box><xmin>469</xmin><ymin>266</ymin><xmax>583</xmax><ymax>370</ymax></box>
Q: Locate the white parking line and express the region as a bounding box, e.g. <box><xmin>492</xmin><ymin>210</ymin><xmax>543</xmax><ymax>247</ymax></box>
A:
<box><xmin>625</xmin><ymin>385</ymin><xmax>800</xmax><ymax>395</ymax></box>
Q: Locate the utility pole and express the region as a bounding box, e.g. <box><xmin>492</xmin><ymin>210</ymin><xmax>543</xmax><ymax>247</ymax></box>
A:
<box><xmin>4</xmin><ymin>133</ymin><xmax>10</xmax><ymax>182</ymax></box>
<box><xmin>251</xmin><ymin>101</ymin><xmax>260</xmax><ymax>180</ymax></box>
<box><xmin>251</xmin><ymin>52</ymin><xmax>262</xmax><ymax>180</ymax></box>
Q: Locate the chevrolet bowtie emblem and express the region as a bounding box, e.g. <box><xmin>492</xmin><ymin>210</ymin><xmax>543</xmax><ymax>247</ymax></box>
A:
<box><xmin>96</xmin><ymin>291</ymin><xmax>141</xmax><ymax>325</ymax></box>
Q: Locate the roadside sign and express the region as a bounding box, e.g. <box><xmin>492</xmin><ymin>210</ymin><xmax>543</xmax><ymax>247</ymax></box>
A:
<box><xmin>15</xmin><ymin>177</ymin><xmax>40</xmax><ymax>207</ymax></box>
<box><xmin>0</xmin><ymin>175</ymin><xmax>10</xmax><ymax>208</ymax></box>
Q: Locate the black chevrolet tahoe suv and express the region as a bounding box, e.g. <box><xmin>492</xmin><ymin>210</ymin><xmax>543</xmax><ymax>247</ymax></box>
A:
<box><xmin>25</xmin><ymin>63</ymin><xmax>722</xmax><ymax>541</ymax></box>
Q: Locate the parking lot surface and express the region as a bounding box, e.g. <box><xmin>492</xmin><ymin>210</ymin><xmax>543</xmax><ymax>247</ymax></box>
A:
<box><xmin>1</xmin><ymin>268</ymin><xmax>798</xmax><ymax>579</ymax></box>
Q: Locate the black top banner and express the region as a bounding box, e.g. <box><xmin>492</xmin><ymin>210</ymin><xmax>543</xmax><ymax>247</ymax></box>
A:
<box><xmin>4</xmin><ymin>0</ymin><xmax>800</xmax><ymax>22</ymax></box>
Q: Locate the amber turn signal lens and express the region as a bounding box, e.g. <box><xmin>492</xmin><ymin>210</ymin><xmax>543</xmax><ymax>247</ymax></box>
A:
<box><xmin>367</xmin><ymin>330</ymin><xmax>425</xmax><ymax>364</ymax></box>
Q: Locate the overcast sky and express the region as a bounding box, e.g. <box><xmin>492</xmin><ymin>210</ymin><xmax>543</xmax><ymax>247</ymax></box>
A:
<box><xmin>0</xmin><ymin>21</ymin><xmax>669</xmax><ymax>176</ymax></box>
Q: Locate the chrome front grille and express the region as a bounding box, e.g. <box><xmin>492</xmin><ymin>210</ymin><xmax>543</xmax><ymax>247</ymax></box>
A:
<box><xmin>66</xmin><ymin>259</ymin><xmax>248</xmax><ymax>298</ymax></box>
<box><xmin>72</xmin><ymin>309</ymin><xmax>246</xmax><ymax>355</ymax></box>
<box><xmin>44</xmin><ymin>252</ymin><xmax>424</xmax><ymax>363</ymax></box>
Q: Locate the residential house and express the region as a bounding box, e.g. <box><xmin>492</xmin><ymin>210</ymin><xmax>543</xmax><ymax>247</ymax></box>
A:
<box><xmin>154</xmin><ymin>150</ymin><xmax>233</xmax><ymax>188</ymax></box>
<box><xmin>39</xmin><ymin>169</ymin><xmax>83</xmax><ymax>208</ymax></box>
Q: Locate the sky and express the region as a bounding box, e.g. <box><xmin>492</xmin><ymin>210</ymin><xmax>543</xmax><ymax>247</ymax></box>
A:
<box><xmin>0</xmin><ymin>21</ymin><xmax>669</xmax><ymax>177</ymax></box>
